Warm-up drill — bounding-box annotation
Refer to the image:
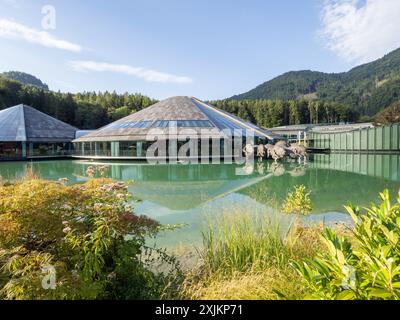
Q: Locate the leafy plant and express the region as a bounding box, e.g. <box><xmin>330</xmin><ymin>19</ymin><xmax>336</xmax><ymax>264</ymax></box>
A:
<box><xmin>282</xmin><ymin>185</ymin><xmax>313</xmax><ymax>215</ymax></box>
<box><xmin>292</xmin><ymin>189</ymin><xmax>400</xmax><ymax>300</ymax></box>
<box><xmin>0</xmin><ymin>176</ymin><xmax>179</xmax><ymax>300</ymax></box>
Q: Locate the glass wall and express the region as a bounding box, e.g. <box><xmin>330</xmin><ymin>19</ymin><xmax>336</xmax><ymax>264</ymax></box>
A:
<box><xmin>96</xmin><ymin>142</ymin><xmax>111</xmax><ymax>157</ymax></box>
<box><xmin>28</xmin><ymin>142</ymin><xmax>72</xmax><ymax>157</ymax></box>
<box><xmin>0</xmin><ymin>142</ymin><xmax>23</xmax><ymax>159</ymax></box>
<box><xmin>73</xmin><ymin>138</ymin><xmax>252</xmax><ymax>159</ymax></box>
<box><xmin>120</xmin><ymin>141</ymin><xmax>137</xmax><ymax>157</ymax></box>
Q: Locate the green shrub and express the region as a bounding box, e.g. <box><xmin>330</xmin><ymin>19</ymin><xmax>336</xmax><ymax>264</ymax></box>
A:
<box><xmin>293</xmin><ymin>190</ymin><xmax>400</xmax><ymax>300</ymax></box>
<box><xmin>0</xmin><ymin>177</ymin><xmax>178</xmax><ymax>300</ymax></box>
<box><xmin>282</xmin><ymin>185</ymin><xmax>313</xmax><ymax>215</ymax></box>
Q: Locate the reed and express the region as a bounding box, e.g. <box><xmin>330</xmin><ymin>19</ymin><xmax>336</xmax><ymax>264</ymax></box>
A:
<box><xmin>201</xmin><ymin>213</ymin><xmax>292</xmax><ymax>274</ymax></box>
<box><xmin>179</xmin><ymin>211</ymin><xmax>325</xmax><ymax>300</ymax></box>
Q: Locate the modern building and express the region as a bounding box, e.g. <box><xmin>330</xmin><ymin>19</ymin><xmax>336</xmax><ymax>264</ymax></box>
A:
<box><xmin>0</xmin><ymin>104</ymin><xmax>78</xmax><ymax>160</ymax></box>
<box><xmin>268</xmin><ymin>123</ymin><xmax>375</xmax><ymax>143</ymax></box>
<box><xmin>73</xmin><ymin>96</ymin><xmax>282</xmax><ymax>160</ymax></box>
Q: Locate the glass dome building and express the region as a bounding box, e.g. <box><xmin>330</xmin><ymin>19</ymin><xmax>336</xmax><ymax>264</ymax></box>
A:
<box><xmin>0</xmin><ymin>104</ymin><xmax>78</xmax><ymax>160</ymax></box>
<box><xmin>72</xmin><ymin>96</ymin><xmax>282</xmax><ymax>160</ymax></box>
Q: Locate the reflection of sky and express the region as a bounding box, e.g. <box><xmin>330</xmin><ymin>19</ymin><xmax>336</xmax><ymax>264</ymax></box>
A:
<box><xmin>0</xmin><ymin>155</ymin><xmax>399</xmax><ymax>248</ymax></box>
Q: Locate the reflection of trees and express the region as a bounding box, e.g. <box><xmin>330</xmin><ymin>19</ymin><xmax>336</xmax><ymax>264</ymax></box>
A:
<box><xmin>240</xmin><ymin>164</ymin><xmax>400</xmax><ymax>214</ymax></box>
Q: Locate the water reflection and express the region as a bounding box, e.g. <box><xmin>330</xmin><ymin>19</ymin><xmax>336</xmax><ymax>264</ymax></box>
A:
<box><xmin>0</xmin><ymin>154</ymin><xmax>399</xmax><ymax>213</ymax></box>
<box><xmin>1</xmin><ymin>154</ymin><xmax>399</xmax><ymax>246</ymax></box>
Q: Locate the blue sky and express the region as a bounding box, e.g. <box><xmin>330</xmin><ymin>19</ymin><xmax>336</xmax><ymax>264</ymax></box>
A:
<box><xmin>0</xmin><ymin>0</ymin><xmax>399</xmax><ymax>100</ymax></box>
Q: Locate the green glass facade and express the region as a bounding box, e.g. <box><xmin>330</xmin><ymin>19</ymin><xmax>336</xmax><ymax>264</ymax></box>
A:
<box><xmin>309</xmin><ymin>124</ymin><xmax>400</xmax><ymax>152</ymax></box>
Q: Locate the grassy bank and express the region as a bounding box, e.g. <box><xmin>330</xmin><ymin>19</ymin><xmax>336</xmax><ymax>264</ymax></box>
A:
<box><xmin>178</xmin><ymin>213</ymin><xmax>325</xmax><ymax>300</ymax></box>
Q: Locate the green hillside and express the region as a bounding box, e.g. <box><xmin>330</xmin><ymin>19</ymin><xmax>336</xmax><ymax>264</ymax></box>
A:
<box><xmin>0</xmin><ymin>71</ymin><xmax>49</xmax><ymax>90</ymax></box>
<box><xmin>0</xmin><ymin>75</ymin><xmax>157</xmax><ymax>129</ymax></box>
<box><xmin>232</xmin><ymin>48</ymin><xmax>400</xmax><ymax>116</ymax></box>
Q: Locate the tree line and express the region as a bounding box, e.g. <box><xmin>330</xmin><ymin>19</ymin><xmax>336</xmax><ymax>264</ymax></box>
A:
<box><xmin>0</xmin><ymin>77</ymin><xmax>157</xmax><ymax>129</ymax></box>
<box><xmin>211</xmin><ymin>99</ymin><xmax>360</xmax><ymax>128</ymax></box>
<box><xmin>0</xmin><ymin>76</ymin><xmax>364</xmax><ymax>131</ymax></box>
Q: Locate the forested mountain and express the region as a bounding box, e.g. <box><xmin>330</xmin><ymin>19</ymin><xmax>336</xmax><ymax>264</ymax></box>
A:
<box><xmin>0</xmin><ymin>75</ymin><xmax>157</xmax><ymax>129</ymax></box>
<box><xmin>0</xmin><ymin>72</ymin><xmax>364</xmax><ymax>131</ymax></box>
<box><xmin>2</xmin><ymin>45</ymin><xmax>399</xmax><ymax>132</ymax></box>
<box><xmin>232</xmin><ymin>48</ymin><xmax>400</xmax><ymax>116</ymax></box>
<box><xmin>0</xmin><ymin>71</ymin><xmax>49</xmax><ymax>90</ymax></box>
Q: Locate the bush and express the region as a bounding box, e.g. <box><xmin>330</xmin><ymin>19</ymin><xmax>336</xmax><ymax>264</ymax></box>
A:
<box><xmin>0</xmin><ymin>176</ymin><xmax>178</xmax><ymax>300</ymax></box>
<box><xmin>375</xmin><ymin>101</ymin><xmax>400</xmax><ymax>124</ymax></box>
<box><xmin>282</xmin><ymin>185</ymin><xmax>313</xmax><ymax>215</ymax></box>
<box><xmin>293</xmin><ymin>190</ymin><xmax>400</xmax><ymax>300</ymax></box>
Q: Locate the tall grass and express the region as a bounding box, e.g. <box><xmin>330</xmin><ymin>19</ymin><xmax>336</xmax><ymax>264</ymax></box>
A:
<box><xmin>180</xmin><ymin>211</ymin><xmax>324</xmax><ymax>300</ymax></box>
<box><xmin>201</xmin><ymin>213</ymin><xmax>292</xmax><ymax>274</ymax></box>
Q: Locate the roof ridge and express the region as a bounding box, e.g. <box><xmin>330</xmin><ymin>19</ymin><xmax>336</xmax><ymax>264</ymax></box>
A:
<box><xmin>21</xmin><ymin>104</ymin><xmax>78</xmax><ymax>130</ymax></box>
<box><xmin>20</xmin><ymin>104</ymin><xmax>27</xmax><ymax>141</ymax></box>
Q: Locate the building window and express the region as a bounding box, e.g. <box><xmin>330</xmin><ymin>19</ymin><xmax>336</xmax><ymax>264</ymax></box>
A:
<box><xmin>0</xmin><ymin>142</ymin><xmax>23</xmax><ymax>158</ymax></box>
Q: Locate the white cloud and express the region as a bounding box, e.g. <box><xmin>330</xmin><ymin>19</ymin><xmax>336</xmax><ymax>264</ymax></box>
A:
<box><xmin>320</xmin><ymin>0</ymin><xmax>400</xmax><ymax>64</ymax></box>
<box><xmin>69</xmin><ymin>60</ymin><xmax>193</xmax><ymax>84</ymax></box>
<box><xmin>1</xmin><ymin>0</ymin><xmax>18</xmax><ymax>8</ymax></box>
<box><xmin>0</xmin><ymin>18</ymin><xmax>81</xmax><ymax>52</ymax></box>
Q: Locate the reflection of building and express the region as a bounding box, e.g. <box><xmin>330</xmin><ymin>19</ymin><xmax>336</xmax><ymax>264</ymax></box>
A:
<box><xmin>73</xmin><ymin>161</ymin><xmax>273</xmax><ymax>210</ymax></box>
<box><xmin>0</xmin><ymin>104</ymin><xmax>78</xmax><ymax>160</ymax></box>
<box><xmin>73</xmin><ymin>96</ymin><xmax>282</xmax><ymax>160</ymax></box>
<box><xmin>309</xmin><ymin>153</ymin><xmax>400</xmax><ymax>182</ymax></box>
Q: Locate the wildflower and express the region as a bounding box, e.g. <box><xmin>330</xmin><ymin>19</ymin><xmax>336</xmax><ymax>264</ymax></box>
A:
<box><xmin>58</xmin><ymin>178</ymin><xmax>69</xmax><ymax>184</ymax></box>
<box><xmin>94</xmin><ymin>203</ymin><xmax>103</xmax><ymax>211</ymax></box>
<box><xmin>60</xmin><ymin>204</ymin><xmax>72</xmax><ymax>211</ymax></box>
<box><xmin>62</xmin><ymin>226</ymin><xmax>72</xmax><ymax>234</ymax></box>
<box><xmin>86</xmin><ymin>166</ymin><xmax>96</xmax><ymax>178</ymax></box>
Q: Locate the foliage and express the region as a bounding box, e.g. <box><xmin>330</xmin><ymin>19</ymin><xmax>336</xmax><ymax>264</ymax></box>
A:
<box><xmin>282</xmin><ymin>185</ymin><xmax>313</xmax><ymax>215</ymax></box>
<box><xmin>231</xmin><ymin>47</ymin><xmax>400</xmax><ymax>116</ymax></box>
<box><xmin>0</xmin><ymin>75</ymin><xmax>157</xmax><ymax>129</ymax></box>
<box><xmin>375</xmin><ymin>101</ymin><xmax>400</xmax><ymax>124</ymax></box>
<box><xmin>210</xmin><ymin>99</ymin><xmax>359</xmax><ymax>128</ymax></box>
<box><xmin>0</xmin><ymin>176</ymin><xmax>178</xmax><ymax>300</ymax></box>
<box><xmin>293</xmin><ymin>190</ymin><xmax>400</xmax><ymax>300</ymax></box>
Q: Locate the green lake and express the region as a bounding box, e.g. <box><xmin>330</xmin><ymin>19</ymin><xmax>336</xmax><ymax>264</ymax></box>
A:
<box><xmin>1</xmin><ymin>153</ymin><xmax>399</xmax><ymax>248</ymax></box>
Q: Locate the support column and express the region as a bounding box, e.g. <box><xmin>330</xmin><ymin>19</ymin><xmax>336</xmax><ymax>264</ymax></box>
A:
<box><xmin>111</xmin><ymin>142</ymin><xmax>120</xmax><ymax>157</ymax></box>
<box><xmin>137</xmin><ymin>142</ymin><xmax>143</xmax><ymax>157</ymax></box>
<box><xmin>22</xmin><ymin>142</ymin><xmax>27</xmax><ymax>158</ymax></box>
<box><xmin>29</xmin><ymin>143</ymin><xmax>33</xmax><ymax>157</ymax></box>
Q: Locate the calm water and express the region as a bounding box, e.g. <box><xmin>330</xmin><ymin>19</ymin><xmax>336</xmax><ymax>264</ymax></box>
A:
<box><xmin>1</xmin><ymin>154</ymin><xmax>399</xmax><ymax>248</ymax></box>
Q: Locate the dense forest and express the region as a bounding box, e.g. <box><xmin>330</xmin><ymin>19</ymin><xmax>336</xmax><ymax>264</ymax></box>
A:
<box><xmin>0</xmin><ymin>75</ymin><xmax>157</xmax><ymax>129</ymax></box>
<box><xmin>210</xmin><ymin>99</ymin><xmax>360</xmax><ymax>128</ymax></box>
<box><xmin>232</xmin><ymin>47</ymin><xmax>400</xmax><ymax>116</ymax></box>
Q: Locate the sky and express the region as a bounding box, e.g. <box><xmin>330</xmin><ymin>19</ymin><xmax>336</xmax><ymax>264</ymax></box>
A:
<box><xmin>0</xmin><ymin>0</ymin><xmax>400</xmax><ymax>100</ymax></box>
